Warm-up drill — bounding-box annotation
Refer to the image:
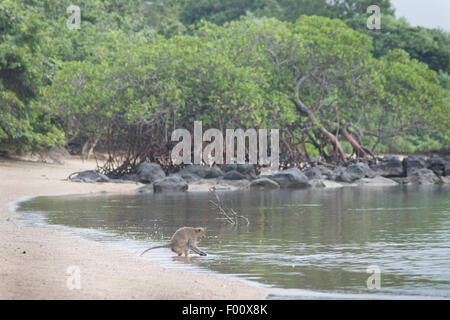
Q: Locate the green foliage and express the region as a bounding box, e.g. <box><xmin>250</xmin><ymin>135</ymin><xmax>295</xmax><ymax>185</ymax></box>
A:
<box><xmin>0</xmin><ymin>82</ymin><xmax>65</xmax><ymax>152</ymax></box>
<box><xmin>179</xmin><ymin>0</ymin><xmax>271</xmax><ymax>26</ymax></box>
<box><xmin>437</xmin><ymin>71</ymin><xmax>450</xmax><ymax>101</ymax></box>
<box><xmin>1</xmin><ymin>0</ymin><xmax>448</xmax><ymax>158</ymax></box>
<box><xmin>0</xmin><ymin>0</ymin><xmax>64</xmax><ymax>151</ymax></box>
<box><xmin>0</xmin><ymin>0</ymin><xmax>186</xmax><ymax>153</ymax></box>
<box><xmin>0</xmin><ymin>0</ymin><xmax>49</xmax><ymax>100</ymax></box>
<box><xmin>181</xmin><ymin>1</ymin><xmax>449</xmax><ymax>75</ymax></box>
<box><xmin>180</xmin><ymin>0</ymin><xmax>395</xmax><ymax>25</ymax></box>
<box><xmin>346</xmin><ymin>15</ymin><xmax>450</xmax><ymax>74</ymax></box>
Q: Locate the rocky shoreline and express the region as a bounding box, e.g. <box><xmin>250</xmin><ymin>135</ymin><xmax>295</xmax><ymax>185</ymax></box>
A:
<box><xmin>69</xmin><ymin>154</ymin><xmax>450</xmax><ymax>192</ymax></box>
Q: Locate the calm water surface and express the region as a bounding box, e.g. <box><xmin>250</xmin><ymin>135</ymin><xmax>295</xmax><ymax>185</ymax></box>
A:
<box><xmin>17</xmin><ymin>185</ymin><xmax>450</xmax><ymax>299</ymax></box>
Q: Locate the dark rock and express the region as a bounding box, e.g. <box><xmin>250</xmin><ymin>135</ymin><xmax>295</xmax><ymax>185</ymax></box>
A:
<box><xmin>403</xmin><ymin>156</ymin><xmax>426</xmax><ymax>175</ymax></box>
<box><xmin>121</xmin><ymin>173</ymin><xmax>139</xmax><ymax>181</ymax></box>
<box><xmin>309</xmin><ymin>157</ymin><xmax>323</xmax><ymax>165</ymax></box>
<box><xmin>315</xmin><ymin>165</ymin><xmax>333</xmax><ymax>178</ymax></box>
<box><xmin>308</xmin><ymin>179</ymin><xmax>326</xmax><ymax>188</ymax></box>
<box><xmin>303</xmin><ymin>167</ymin><xmax>322</xmax><ymax>180</ymax></box>
<box><xmin>268</xmin><ymin>168</ymin><xmax>311</xmax><ymax>189</ymax></box>
<box><xmin>137</xmin><ymin>162</ymin><xmax>166</xmax><ymax>183</ymax></box>
<box><xmin>70</xmin><ymin>170</ymin><xmax>110</xmax><ymax>183</ymax></box>
<box><xmin>179</xmin><ymin>165</ymin><xmax>224</xmax><ymax>180</ymax></box>
<box><xmin>346</xmin><ymin>162</ymin><xmax>376</xmax><ymax>179</ymax></box>
<box><xmin>250</xmin><ymin>178</ymin><xmax>280</xmax><ymax>190</ymax></box>
<box><xmin>224</xmin><ymin>164</ymin><xmax>256</xmax><ymax>179</ymax></box>
<box><xmin>371</xmin><ymin>155</ymin><xmax>404</xmax><ymax>177</ymax></box>
<box><xmin>224</xmin><ymin>170</ymin><xmax>248</xmax><ymax>180</ymax></box>
<box><xmin>407</xmin><ymin>168</ymin><xmax>442</xmax><ymax>185</ymax></box>
<box><xmin>178</xmin><ymin>165</ymin><xmax>209</xmax><ymax>179</ymax></box>
<box><xmin>426</xmin><ymin>156</ymin><xmax>450</xmax><ymax>177</ymax></box>
<box><xmin>329</xmin><ymin>163</ymin><xmax>374</xmax><ymax>183</ymax></box>
<box><xmin>178</xmin><ymin>172</ymin><xmax>200</xmax><ymax>182</ymax></box>
<box><xmin>204</xmin><ymin>167</ymin><xmax>224</xmax><ymax>179</ymax></box>
<box><xmin>153</xmin><ymin>175</ymin><xmax>188</xmax><ymax>192</ymax></box>
<box><xmin>224</xmin><ymin>164</ymin><xmax>238</xmax><ymax>172</ymax></box>
<box><xmin>331</xmin><ymin>167</ymin><xmax>357</xmax><ymax>183</ymax></box>
<box><xmin>236</xmin><ymin>164</ymin><xmax>257</xmax><ymax>178</ymax></box>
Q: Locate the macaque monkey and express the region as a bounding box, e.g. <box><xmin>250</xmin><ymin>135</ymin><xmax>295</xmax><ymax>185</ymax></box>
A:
<box><xmin>140</xmin><ymin>227</ymin><xmax>207</xmax><ymax>257</ymax></box>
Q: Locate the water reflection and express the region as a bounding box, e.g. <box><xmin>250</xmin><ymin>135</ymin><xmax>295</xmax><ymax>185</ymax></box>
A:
<box><xmin>17</xmin><ymin>185</ymin><xmax>450</xmax><ymax>299</ymax></box>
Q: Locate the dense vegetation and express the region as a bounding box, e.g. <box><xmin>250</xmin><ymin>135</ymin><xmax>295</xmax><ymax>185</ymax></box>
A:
<box><xmin>0</xmin><ymin>0</ymin><xmax>448</xmax><ymax>172</ymax></box>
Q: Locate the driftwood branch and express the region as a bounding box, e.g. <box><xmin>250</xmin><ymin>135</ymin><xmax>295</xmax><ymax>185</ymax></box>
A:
<box><xmin>209</xmin><ymin>191</ymin><xmax>250</xmax><ymax>227</ymax></box>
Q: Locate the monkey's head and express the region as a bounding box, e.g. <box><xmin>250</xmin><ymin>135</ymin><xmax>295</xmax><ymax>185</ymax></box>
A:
<box><xmin>194</xmin><ymin>227</ymin><xmax>206</xmax><ymax>240</ymax></box>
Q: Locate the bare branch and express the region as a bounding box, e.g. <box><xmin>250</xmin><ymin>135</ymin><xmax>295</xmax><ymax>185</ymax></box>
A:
<box><xmin>209</xmin><ymin>191</ymin><xmax>250</xmax><ymax>227</ymax></box>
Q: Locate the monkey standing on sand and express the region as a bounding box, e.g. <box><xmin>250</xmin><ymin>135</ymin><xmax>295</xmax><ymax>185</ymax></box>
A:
<box><xmin>140</xmin><ymin>227</ymin><xmax>207</xmax><ymax>257</ymax></box>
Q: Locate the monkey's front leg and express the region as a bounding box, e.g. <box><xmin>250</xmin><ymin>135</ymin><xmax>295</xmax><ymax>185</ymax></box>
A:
<box><xmin>188</xmin><ymin>240</ymin><xmax>207</xmax><ymax>256</ymax></box>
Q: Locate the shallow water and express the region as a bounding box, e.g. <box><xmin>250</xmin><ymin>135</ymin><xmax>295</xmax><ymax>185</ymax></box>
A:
<box><xmin>17</xmin><ymin>185</ymin><xmax>450</xmax><ymax>299</ymax></box>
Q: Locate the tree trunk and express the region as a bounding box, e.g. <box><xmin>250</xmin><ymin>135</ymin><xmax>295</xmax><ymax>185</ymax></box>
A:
<box><xmin>81</xmin><ymin>136</ymin><xmax>100</xmax><ymax>161</ymax></box>
<box><xmin>292</xmin><ymin>76</ymin><xmax>347</xmax><ymax>164</ymax></box>
<box><xmin>87</xmin><ymin>136</ymin><xmax>100</xmax><ymax>160</ymax></box>
<box><xmin>81</xmin><ymin>139</ymin><xmax>90</xmax><ymax>162</ymax></box>
<box><xmin>319</xmin><ymin>126</ymin><xmax>347</xmax><ymax>163</ymax></box>
<box><xmin>341</xmin><ymin>127</ymin><xmax>374</xmax><ymax>159</ymax></box>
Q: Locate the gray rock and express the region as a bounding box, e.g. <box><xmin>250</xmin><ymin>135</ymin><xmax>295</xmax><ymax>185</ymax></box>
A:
<box><xmin>259</xmin><ymin>167</ymin><xmax>280</xmax><ymax>176</ymax></box>
<box><xmin>316</xmin><ymin>165</ymin><xmax>333</xmax><ymax>178</ymax></box>
<box><xmin>224</xmin><ymin>170</ymin><xmax>248</xmax><ymax>180</ymax></box>
<box><xmin>346</xmin><ymin>162</ymin><xmax>376</xmax><ymax>179</ymax></box>
<box><xmin>178</xmin><ymin>165</ymin><xmax>208</xmax><ymax>178</ymax></box>
<box><xmin>250</xmin><ymin>178</ymin><xmax>280</xmax><ymax>190</ymax></box>
<box><xmin>204</xmin><ymin>167</ymin><xmax>224</xmax><ymax>179</ymax></box>
<box><xmin>308</xmin><ymin>179</ymin><xmax>326</xmax><ymax>188</ymax></box>
<box><xmin>268</xmin><ymin>168</ymin><xmax>311</xmax><ymax>189</ymax></box>
<box><xmin>121</xmin><ymin>173</ymin><xmax>139</xmax><ymax>181</ymax></box>
<box><xmin>153</xmin><ymin>175</ymin><xmax>188</xmax><ymax>192</ymax></box>
<box><xmin>179</xmin><ymin>165</ymin><xmax>224</xmax><ymax>180</ymax></box>
<box><xmin>355</xmin><ymin>176</ymin><xmax>399</xmax><ymax>187</ymax></box>
<box><xmin>403</xmin><ymin>156</ymin><xmax>426</xmax><ymax>175</ymax></box>
<box><xmin>214</xmin><ymin>179</ymin><xmax>251</xmax><ymax>191</ymax></box>
<box><xmin>331</xmin><ymin>162</ymin><xmax>378</xmax><ymax>183</ymax></box>
<box><xmin>331</xmin><ymin>167</ymin><xmax>357</xmax><ymax>183</ymax></box>
<box><xmin>137</xmin><ymin>162</ymin><xmax>166</xmax><ymax>183</ymax></box>
<box><xmin>303</xmin><ymin>167</ymin><xmax>322</xmax><ymax>180</ymax></box>
<box><xmin>224</xmin><ymin>164</ymin><xmax>238</xmax><ymax>172</ymax></box>
<box><xmin>70</xmin><ymin>170</ymin><xmax>110</xmax><ymax>183</ymax></box>
<box><xmin>224</xmin><ymin>164</ymin><xmax>257</xmax><ymax>179</ymax></box>
<box><xmin>426</xmin><ymin>156</ymin><xmax>450</xmax><ymax>177</ymax></box>
<box><xmin>407</xmin><ymin>168</ymin><xmax>442</xmax><ymax>185</ymax></box>
<box><xmin>371</xmin><ymin>155</ymin><xmax>404</xmax><ymax>177</ymax></box>
<box><xmin>441</xmin><ymin>176</ymin><xmax>450</xmax><ymax>184</ymax></box>
<box><xmin>179</xmin><ymin>172</ymin><xmax>200</xmax><ymax>182</ymax></box>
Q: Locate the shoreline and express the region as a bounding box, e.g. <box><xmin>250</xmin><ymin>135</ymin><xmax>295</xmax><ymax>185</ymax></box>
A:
<box><xmin>0</xmin><ymin>157</ymin><xmax>267</xmax><ymax>299</ymax></box>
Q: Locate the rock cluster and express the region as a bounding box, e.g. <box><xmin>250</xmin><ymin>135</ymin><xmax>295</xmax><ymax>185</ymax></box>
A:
<box><xmin>71</xmin><ymin>154</ymin><xmax>450</xmax><ymax>191</ymax></box>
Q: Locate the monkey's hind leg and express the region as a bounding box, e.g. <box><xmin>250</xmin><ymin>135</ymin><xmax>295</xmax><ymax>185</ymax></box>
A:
<box><xmin>171</xmin><ymin>246</ymin><xmax>183</xmax><ymax>256</ymax></box>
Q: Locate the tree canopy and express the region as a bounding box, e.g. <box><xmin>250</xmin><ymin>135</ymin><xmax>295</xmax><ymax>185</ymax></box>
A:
<box><xmin>0</xmin><ymin>0</ymin><xmax>448</xmax><ymax>169</ymax></box>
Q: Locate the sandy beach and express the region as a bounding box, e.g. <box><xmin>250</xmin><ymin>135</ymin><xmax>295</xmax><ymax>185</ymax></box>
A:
<box><xmin>0</xmin><ymin>157</ymin><xmax>267</xmax><ymax>299</ymax></box>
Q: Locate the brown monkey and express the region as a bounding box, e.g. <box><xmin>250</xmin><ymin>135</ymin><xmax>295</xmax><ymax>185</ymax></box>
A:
<box><xmin>140</xmin><ymin>227</ymin><xmax>207</xmax><ymax>257</ymax></box>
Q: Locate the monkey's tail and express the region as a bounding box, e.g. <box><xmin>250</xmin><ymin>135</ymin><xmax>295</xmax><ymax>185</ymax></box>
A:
<box><xmin>140</xmin><ymin>244</ymin><xmax>171</xmax><ymax>256</ymax></box>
